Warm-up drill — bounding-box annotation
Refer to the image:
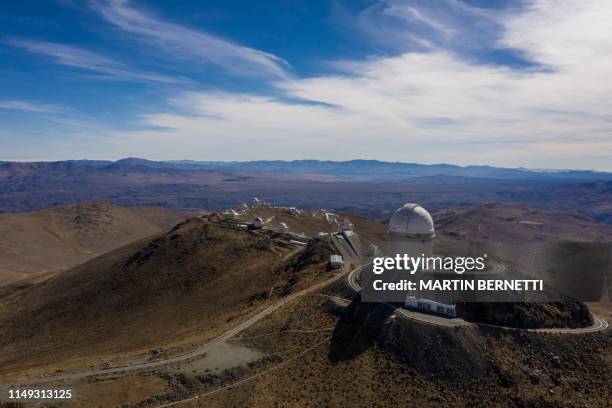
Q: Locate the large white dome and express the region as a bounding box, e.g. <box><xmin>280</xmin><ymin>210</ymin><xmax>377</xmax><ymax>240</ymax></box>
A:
<box><xmin>388</xmin><ymin>203</ymin><xmax>435</xmax><ymax>238</ymax></box>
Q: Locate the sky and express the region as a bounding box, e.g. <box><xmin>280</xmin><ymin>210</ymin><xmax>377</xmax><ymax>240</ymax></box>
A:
<box><xmin>1</xmin><ymin>0</ymin><xmax>611</xmax><ymax>170</ymax></box>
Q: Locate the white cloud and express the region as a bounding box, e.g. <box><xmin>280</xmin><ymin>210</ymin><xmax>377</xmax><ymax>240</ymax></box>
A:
<box><xmin>500</xmin><ymin>0</ymin><xmax>612</xmax><ymax>68</ymax></box>
<box><xmin>352</xmin><ymin>0</ymin><xmax>504</xmax><ymax>54</ymax></box>
<box><xmin>74</xmin><ymin>1</ymin><xmax>612</xmax><ymax>170</ymax></box>
<box><xmin>0</xmin><ymin>100</ymin><xmax>63</xmax><ymax>113</ymax></box>
<box><xmin>91</xmin><ymin>0</ymin><xmax>289</xmax><ymax>79</ymax></box>
<box><xmin>5</xmin><ymin>38</ymin><xmax>183</xmax><ymax>83</ymax></box>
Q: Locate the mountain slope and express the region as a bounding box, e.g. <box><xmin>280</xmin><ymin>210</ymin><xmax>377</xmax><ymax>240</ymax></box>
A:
<box><xmin>434</xmin><ymin>203</ymin><xmax>612</xmax><ymax>242</ymax></box>
<box><xmin>0</xmin><ymin>205</ymin><xmax>609</xmax><ymax>406</ymax></box>
<box><xmin>0</xmin><ymin>202</ymin><xmax>193</xmax><ymax>284</ymax></box>
<box><xmin>0</xmin><ymin>217</ymin><xmax>333</xmax><ymax>380</ymax></box>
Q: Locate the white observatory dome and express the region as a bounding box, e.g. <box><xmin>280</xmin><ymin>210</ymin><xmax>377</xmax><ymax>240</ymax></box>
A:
<box><xmin>388</xmin><ymin>203</ymin><xmax>435</xmax><ymax>239</ymax></box>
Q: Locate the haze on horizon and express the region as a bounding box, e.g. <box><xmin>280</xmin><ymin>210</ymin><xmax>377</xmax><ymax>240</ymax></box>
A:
<box><xmin>1</xmin><ymin>0</ymin><xmax>612</xmax><ymax>171</ymax></box>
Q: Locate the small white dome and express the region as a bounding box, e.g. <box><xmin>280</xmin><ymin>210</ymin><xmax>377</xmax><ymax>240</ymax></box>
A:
<box><xmin>388</xmin><ymin>203</ymin><xmax>434</xmax><ymax>238</ymax></box>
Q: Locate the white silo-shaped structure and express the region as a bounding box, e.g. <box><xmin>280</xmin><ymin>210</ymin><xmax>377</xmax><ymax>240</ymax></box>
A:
<box><xmin>277</xmin><ymin>222</ymin><xmax>289</xmax><ymax>233</ymax></box>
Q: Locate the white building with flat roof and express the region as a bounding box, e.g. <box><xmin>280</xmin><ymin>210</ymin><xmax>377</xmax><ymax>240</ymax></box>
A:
<box><xmin>405</xmin><ymin>297</ymin><xmax>456</xmax><ymax>317</ymax></box>
<box><xmin>330</xmin><ymin>255</ymin><xmax>343</xmax><ymax>268</ymax></box>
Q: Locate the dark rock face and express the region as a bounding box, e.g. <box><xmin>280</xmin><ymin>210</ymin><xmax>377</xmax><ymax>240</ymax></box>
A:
<box><xmin>456</xmin><ymin>302</ymin><xmax>593</xmax><ymax>329</ymax></box>
<box><xmin>376</xmin><ymin>318</ymin><xmax>490</xmax><ymax>383</ymax></box>
<box><xmin>294</xmin><ymin>238</ymin><xmax>334</xmax><ymax>270</ymax></box>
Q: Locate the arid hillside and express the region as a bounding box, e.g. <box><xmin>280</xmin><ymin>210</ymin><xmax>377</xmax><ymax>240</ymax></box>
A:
<box><xmin>0</xmin><ymin>202</ymin><xmax>194</xmax><ymax>284</ymax></box>
<box><xmin>434</xmin><ymin>203</ymin><xmax>612</xmax><ymax>242</ymax></box>
<box><xmin>0</xmin><ymin>204</ymin><xmax>609</xmax><ymax>407</ymax></box>
<box><xmin>193</xmin><ymin>293</ymin><xmax>610</xmax><ymax>408</ymax></box>
<box><xmin>0</xmin><ymin>216</ymin><xmax>334</xmax><ymax>381</ymax></box>
<box><xmin>0</xmin><ymin>206</ymin><xmax>612</xmax><ymax>407</ymax></box>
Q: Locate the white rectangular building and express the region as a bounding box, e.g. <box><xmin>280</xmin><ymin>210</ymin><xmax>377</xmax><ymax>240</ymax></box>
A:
<box><xmin>330</xmin><ymin>254</ymin><xmax>344</xmax><ymax>268</ymax></box>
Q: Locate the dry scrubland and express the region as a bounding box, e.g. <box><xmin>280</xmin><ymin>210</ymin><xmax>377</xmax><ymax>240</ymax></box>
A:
<box><xmin>0</xmin><ymin>204</ymin><xmax>610</xmax><ymax>407</ymax></box>
<box><xmin>39</xmin><ymin>292</ymin><xmax>610</xmax><ymax>407</ymax></box>
<box><xmin>435</xmin><ymin>204</ymin><xmax>612</xmax><ymax>242</ymax></box>
<box><xmin>0</xmin><ymin>215</ymin><xmax>335</xmax><ymax>382</ymax></box>
<box><xmin>197</xmin><ymin>294</ymin><xmax>611</xmax><ymax>407</ymax></box>
<box><xmin>0</xmin><ymin>202</ymin><xmax>193</xmax><ymax>285</ymax></box>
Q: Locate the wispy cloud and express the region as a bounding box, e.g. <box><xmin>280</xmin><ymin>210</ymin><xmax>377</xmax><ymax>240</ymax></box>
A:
<box><xmin>5</xmin><ymin>37</ymin><xmax>183</xmax><ymax>84</ymax></box>
<box><xmin>105</xmin><ymin>0</ymin><xmax>612</xmax><ymax>170</ymax></box>
<box><xmin>91</xmin><ymin>0</ymin><xmax>290</xmax><ymax>79</ymax></box>
<box><xmin>381</xmin><ymin>3</ymin><xmax>456</xmax><ymax>38</ymax></box>
<box><xmin>0</xmin><ymin>100</ymin><xmax>63</xmax><ymax>113</ymax></box>
<box><xmin>5</xmin><ymin>0</ymin><xmax>611</xmax><ymax>170</ymax></box>
<box><xmin>352</xmin><ymin>0</ymin><xmax>528</xmax><ymax>67</ymax></box>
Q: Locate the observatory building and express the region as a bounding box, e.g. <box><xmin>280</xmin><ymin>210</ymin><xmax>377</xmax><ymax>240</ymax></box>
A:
<box><xmin>386</xmin><ymin>203</ymin><xmax>435</xmax><ymax>259</ymax></box>
<box><xmin>388</xmin><ymin>203</ymin><xmax>435</xmax><ymax>240</ymax></box>
<box><xmin>252</xmin><ymin>217</ymin><xmax>263</xmax><ymax>229</ymax></box>
<box><xmin>277</xmin><ymin>222</ymin><xmax>289</xmax><ymax>233</ymax></box>
<box><xmin>330</xmin><ymin>255</ymin><xmax>344</xmax><ymax>268</ymax></box>
<box><xmin>222</xmin><ymin>209</ymin><xmax>239</xmax><ymax>220</ymax></box>
<box><xmin>339</xmin><ymin>219</ymin><xmax>354</xmax><ymax>232</ymax></box>
<box><xmin>387</xmin><ymin>203</ymin><xmax>456</xmax><ymax>317</ymax></box>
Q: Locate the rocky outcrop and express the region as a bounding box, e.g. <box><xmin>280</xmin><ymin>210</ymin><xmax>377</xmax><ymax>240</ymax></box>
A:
<box><xmin>456</xmin><ymin>302</ymin><xmax>593</xmax><ymax>329</ymax></box>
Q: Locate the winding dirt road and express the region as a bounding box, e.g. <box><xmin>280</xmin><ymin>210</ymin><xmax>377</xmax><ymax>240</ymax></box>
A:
<box><xmin>5</xmin><ymin>233</ymin><xmax>607</xmax><ymax>390</ymax></box>
<box><xmin>5</xmin><ymin>259</ymin><xmax>354</xmax><ymax>387</ymax></box>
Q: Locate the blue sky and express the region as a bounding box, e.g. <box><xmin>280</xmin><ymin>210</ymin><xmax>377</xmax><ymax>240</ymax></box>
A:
<box><xmin>1</xmin><ymin>0</ymin><xmax>611</xmax><ymax>170</ymax></box>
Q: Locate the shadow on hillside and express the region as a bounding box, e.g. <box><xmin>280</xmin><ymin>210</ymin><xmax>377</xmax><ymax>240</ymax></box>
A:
<box><xmin>328</xmin><ymin>299</ymin><xmax>395</xmax><ymax>362</ymax></box>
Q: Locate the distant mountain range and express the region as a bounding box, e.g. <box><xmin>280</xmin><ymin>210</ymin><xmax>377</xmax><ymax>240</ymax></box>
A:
<box><xmin>1</xmin><ymin>158</ymin><xmax>611</xmax><ymax>224</ymax></box>
<box><xmin>62</xmin><ymin>157</ymin><xmax>612</xmax><ymax>182</ymax></box>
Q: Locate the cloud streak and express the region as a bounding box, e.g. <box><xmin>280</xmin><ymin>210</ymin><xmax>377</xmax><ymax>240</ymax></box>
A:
<box><xmin>105</xmin><ymin>0</ymin><xmax>612</xmax><ymax>170</ymax></box>
<box><xmin>5</xmin><ymin>37</ymin><xmax>183</xmax><ymax>83</ymax></box>
<box><xmin>0</xmin><ymin>100</ymin><xmax>63</xmax><ymax>113</ymax></box>
<box><xmin>5</xmin><ymin>0</ymin><xmax>611</xmax><ymax>170</ymax></box>
<box><xmin>91</xmin><ymin>0</ymin><xmax>290</xmax><ymax>79</ymax></box>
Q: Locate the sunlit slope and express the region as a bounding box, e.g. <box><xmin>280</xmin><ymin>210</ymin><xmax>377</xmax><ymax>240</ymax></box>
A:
<box><xmin>0</xmin><ymin>217</ymin><xmax>333</xmax><ymax>380</ymax></box>
<box><xmin>0</xmin><ymin>202</ymin><xmax>193</xmax><ymax>284</ymax></box>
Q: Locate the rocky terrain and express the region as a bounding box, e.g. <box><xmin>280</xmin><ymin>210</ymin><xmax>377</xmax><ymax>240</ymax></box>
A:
<box><xmin>457</xmin><ymin>302</ymin><xmax>594</xmax><ymax>329</ymax></box>
<box><xmin>0</xmin><ymin>212</ymin><xmax>335</xmax><ymax>382</ymax></box>
<box><xmin>435</xmin><ymin>203</ymin><xmax>612</xmax><ymax>242</ymax></box>
<box><xmin>111</xmin><ymin>294</ymin><xmax>610</xmax><ymax>407</ymax></box>
<box><xmin>0</xmin><ymin>203</ymin><xmax>609</xmax><ymax>407</ymax></box>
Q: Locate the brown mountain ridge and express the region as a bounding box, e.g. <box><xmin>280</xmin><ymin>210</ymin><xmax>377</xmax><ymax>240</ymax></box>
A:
<box><xmin>0</xmin><ymin>202</ymin><xmax>194</xmax><ymax>285</ymax></box>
